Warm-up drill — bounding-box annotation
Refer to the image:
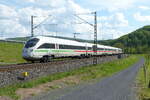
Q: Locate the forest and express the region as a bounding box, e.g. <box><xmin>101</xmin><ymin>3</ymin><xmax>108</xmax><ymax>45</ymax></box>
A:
<box><xmin>100</xmin><ymin>25</ymin><xmax>150</xmax><ymax>54</ymax></box>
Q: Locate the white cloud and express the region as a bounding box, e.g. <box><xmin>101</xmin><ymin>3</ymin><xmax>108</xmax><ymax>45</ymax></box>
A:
<box><xmin>139</xmin><ymin>6</ymin><xmax>150</xmax><ymax>10</ymax></box>
<box><xmin>68</xmin><ymin>0</ymin><xmax>90</xmax><ymax>14</ymax></box>
<box><xmin>97</xmin><ymin>12</ymin><xmax>129</xmax><ymax>39</ymax></box>
<box><xmin>115</xmin><ymin>13</ymin><xmax>129</xmax><ymax>27</ymax></box>
<box><xmin>0</xmin><ymin>4</ymin><xmax>17</xmax><ymax>19</ymax></box>
<box><xmin>0</xmin><ymin>19</ymin><xmax>28</xmax><ymax>37</ymax></box>
<box><xmin>25</xmin><ymin>0</ymin><xmax>67</xmax><ymax>8</ymax></box>
<box><xmin>0</xmin><ymin>0</ymin><xmax>134</xmax><ymax>40</ymax></box>
<box><xmin>18</xmin><ymin>7</ymin><xmax>51</xmax><ymax>25</ymax></box>
<box><xmin>0</xmin><ymin>0</ymin><xmax>94</xmax><ymax>38</ymax></box>
<box><xmin>0</xmin><ymin>4</ymin><xmax>29</xmax><ymax>37</ymax></box>
<box><xmin>25</xmin><ymin>0</ymin><xmax>35</xmax><ymax>3</ymax></box>
<box><xmin>99</xmin><ymin>12</ymin><xmax>128</xmax><ymax>28</ymax></box>
<box><xmin>134</xmin><ymin>12</ymin><xmax>150</xmax><ymax>22</ymax></box>
<box><xmin>79</xmin><ymin>0</ymin><xmax>138</xmax><ymax>11</ymax></box>
<box><xmin>101</xmin><ymin>29</ymin><xmax>126</xmax><ymax>40</ymax></box>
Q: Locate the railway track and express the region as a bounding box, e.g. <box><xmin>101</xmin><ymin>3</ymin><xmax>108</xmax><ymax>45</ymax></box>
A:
<box><xmin>0</xmin><ymin>54</ymin><xmax>125</xmax><ymax>72</ymax></box>
<box><xmin>0</xmin><ymin>55</ymin><xmax>125</xmax><ymax>87</ymax></box>
<box><xmin>0</xmin><ymin>57</ymin><xmax>97</xmax><ymax>72</ymax></box>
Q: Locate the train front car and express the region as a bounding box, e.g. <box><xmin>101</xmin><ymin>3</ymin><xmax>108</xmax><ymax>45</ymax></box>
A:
<box><xmin>22</xmin><ymin>37</ymin><xmax>41</xmax><ymax>62</ymax></box>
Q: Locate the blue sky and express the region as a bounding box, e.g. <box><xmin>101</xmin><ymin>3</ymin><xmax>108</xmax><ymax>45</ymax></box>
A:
<box><xmin>0</xmin><ymin>0</ymin><xmax>150</xmax><ymax>40</ymax></box>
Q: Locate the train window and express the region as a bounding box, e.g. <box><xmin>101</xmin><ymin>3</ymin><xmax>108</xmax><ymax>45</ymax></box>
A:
<box><xmin>78</xmin><ymin>46</ymin><xmax>85</xmax><ymax>50</ymax></box>
<box><xmin>59</xmin><ymin>44</ymin><xmax>85</xmax><ymax>50</ymax></box>
<box><xmin>59</xmin><ymin>45</ymin><xmax>65</xmax><ymax>49</ymax></box>
<box><xmin>98</xmin><ymin>48</ymin><xmax>104</xmax><ymax>50</ymax></box>
<box><xmin>106</xmin><ymin>49</ymin><xmax>110</xmax><ymax>51</ymax></box>
<box><xmin>25</xmin><ymin>38</ymin><xmax>39</xmax><ymax>48</ymax></box>
<box><xmin>88</xmin><ymin>47</ymin><xmax>92</xmax><ymax>50</ymax></box>
<box><xmin>38</xmin><ymin>43</ymin><xmax>55</xmax><ymax>49</ymax></box>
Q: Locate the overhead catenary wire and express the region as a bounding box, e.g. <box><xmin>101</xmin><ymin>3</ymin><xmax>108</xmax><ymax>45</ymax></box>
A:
<box><xmin>31</xmin><ymin>15</ymin><xmax>52</xmax><ymax>37</ymax></box>
<box><xmin>30</xmin><ymin>12</ymin><xmax>98</xmax><ymax>39</ymax></box>
<box><xmin>73</xmin><ymin>14</ymin><xmax>94</xmax><ymax>26</ymax></box>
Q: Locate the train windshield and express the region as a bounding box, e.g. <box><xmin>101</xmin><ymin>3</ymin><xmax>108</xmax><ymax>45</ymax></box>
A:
<box><xmin>25</xmin><ymin>38</ymin><xmax>39</xmax><ymax>48</ymax></box>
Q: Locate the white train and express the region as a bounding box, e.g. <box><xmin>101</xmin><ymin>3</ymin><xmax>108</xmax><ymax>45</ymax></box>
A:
<box><xmin>22</xmin><ymin>36</ymin><xmax>122</xmax><ymax>62</ymax></box>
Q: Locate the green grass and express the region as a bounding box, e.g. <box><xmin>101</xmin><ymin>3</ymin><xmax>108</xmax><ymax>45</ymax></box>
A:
<box><xmin>0</xmin><ymin>42</ymin><xmax>26</xmax><ymax>64</ymax></box>
<box><xmin>0</xmin><ymin>55</ymin><xmax>140</xmax><ymax>100</ymax></box>
<box><xmin>137</xmin><ymin>55</ymin><xmax>150</xmax><ymax>100</ymax></box>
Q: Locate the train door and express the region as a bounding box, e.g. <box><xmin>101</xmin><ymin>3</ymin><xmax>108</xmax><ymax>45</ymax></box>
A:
<box><xmin>85</xmin><ymin>44</ymin><xmax>88</xmax><ymax>56</ymax></box>
<box><xmin>92</xmin><ymin>45</ymin><xmax>97</xmax><ymax>55</ymax></box>
<box><xmin>54</xmin><ymin>43</ymin><xmax>59</xmax><ymax>57</ymax></box>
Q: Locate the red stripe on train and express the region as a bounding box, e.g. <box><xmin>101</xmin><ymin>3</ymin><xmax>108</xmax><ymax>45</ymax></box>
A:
<box><xmin>74</xmin><ymin>50</ymin><xmax>113</xmax><ymax>52</ymax></box>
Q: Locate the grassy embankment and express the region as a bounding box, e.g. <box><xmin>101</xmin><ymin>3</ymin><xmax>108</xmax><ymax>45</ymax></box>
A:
<box><xmin>0</xmin><ymin>55</ymin><xmax>140</xmax><ymax>100</ymax></box>
<box><xmin>0</xmin><ymin>42</ymin><xmax>25</xmax><ymax>64</ymax></box>
<box><xmin>137</xmin><ymin>55</ymin><xmax>150</xmax><ymax>100</ymax></box>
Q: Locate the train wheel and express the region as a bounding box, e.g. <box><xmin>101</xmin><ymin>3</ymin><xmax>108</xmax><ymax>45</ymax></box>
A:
<box><xmin>42</xmin><ymin>56</ymin><xmax>53</xmax><ymax>63</ymax></box>
<box><xmin>80</xmin><ymin>54</ymin><xmax>86</xmax><ymax>58</ymax></box>
<box><xmin>31</xmin><ymin>61</ymin><xmax>35</xmax><ymax>63</ymax></box>
<box><xmin>41</xmin><ymin>56</ymin><xmax>48</xmax><ymax>63</ymax></box>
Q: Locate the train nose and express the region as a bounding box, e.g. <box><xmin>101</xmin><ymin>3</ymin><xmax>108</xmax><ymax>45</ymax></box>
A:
<box><xmin>22</xmin><ymin>48</ymin><xmax>33</xmax><ymax>58</ymax></box>
<box><xmin>23</xmin><ymin>49</ymin><xmax>28</xmax><ymax>58</ymax></box>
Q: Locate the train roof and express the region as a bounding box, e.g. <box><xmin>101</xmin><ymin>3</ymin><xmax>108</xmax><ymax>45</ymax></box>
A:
<box><xmin>34</xmin><ymin>36</ymin><xmax>85</xmax><ymax>46</ymax></box>
<box><xmin>31</xmin><ymin>36</ymin><xmax>122</xmax><ymax>50</ymax></box>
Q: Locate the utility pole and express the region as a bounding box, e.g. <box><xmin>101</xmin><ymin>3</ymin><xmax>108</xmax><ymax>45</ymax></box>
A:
<box><xmin>94</xmin><ymin>12</ymin><xmax>97</xmax><ymax>49</ymax></box>
<box><xmin>74</xmin><ymin>12</ymin><xmax>98</xmax><ymax>65</ymax></box>
<box><xmin>93</xmin><ymin>11</ymin><xmax>98</xmax><ymax>65</ymax></box>
<box><xmin>30</xmin><ymin>15</ymin><xmax>52</xmax><ymax>37</ymax></box>
<box><xmin>73</xmin><ymin>33</ymin><xmax>80</xmax><ymax>39</ymax></box>
<box><xmin>31</xmin><ymin>16</ymin><xmax>34</xmax><ymax>37</ymax></box>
